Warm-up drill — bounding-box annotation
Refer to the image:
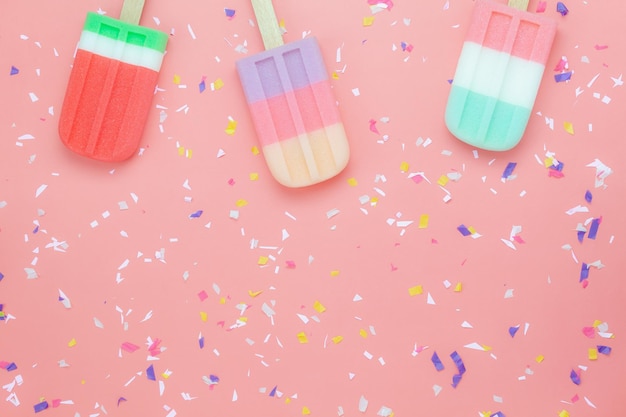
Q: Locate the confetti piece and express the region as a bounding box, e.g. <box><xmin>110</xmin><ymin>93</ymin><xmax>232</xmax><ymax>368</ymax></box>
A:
<box><xmin>450</xmin><ymin>351</ymin><xmax>466</xmax><ymax>388</ymax></box>
<box><xmin>188</xmin><ymin>210</ymin><xmax>203</xmax><ymax>219</ymax></box>
<box><xmin>570</xmin><ymin>369</ymin><xmax>581</xmax><ymax>385</ymax></box>
<box><xmin>67</xmin><ymin>338</ymin><xmax>77</xmax><ymax>347</ymax></box>
<box><xmin>454</xmin><ymin>282</ymin><xmax>463</xmax><ymax>292</ymax></box>
<box><xmin>535</xmin><ymin>355</ymin><xmax>545</xmax><ymax>363</ymax></box>
<box><xmin>117</xmin><ymin>397</ymin><xmax>127</xmax><ymax>406</ymax></box>
<box><xmin>297</xmin><ymin>332</ymin><xmax>308</xmax><ymax>344</ymax></box>
<box><xmin>597</xmin><ymin>345</ymin><xmax>611</xmax><ymax>355</ymax></box>
<box><xmin>509</xmin><ymin>326</ymin><xmax>520</xmax><ymax>338</ymax></box>
<box><xmin>225</xmin><ymin>119</ymin><xmax>237</xmax><ymax>135</ymax></box>
<box><xmin>556</xmin><ymin>2</ymin><xmax>569</xmax><ymax>15</ymax></box>
<box><xmin>121</xmin><ymin>342</ymin><xmax>140</xmax><ymax>353</ymax></box>
<box><xmin>502</xmin><ymin>162</ymin><xmax>517</xmax><ymax>179</ymax></box>
<box><xmin>588</xmin><ymin>348</ymin><xmax>598</xmax><ymax>360</ymax></box>
<box><xmin>418</xmin><ymin>215</ymin><xmax>429</xmax><ymax>229</ymax></box>
<box><xmin>10</xmin><ymin>66</ymin><xmax>19</xmax><ymax>75</ymax></box>
<box><xmin>359</xmin><ymin>395</ymin><xmax>369</xmax><ymax>412</ymax></box>
<box><xmin>587</xmin><ymin>218</ymin><xmax>601</xmax><ymax>240</ymax></box>
<box><xmin>457</xmin><ymin>224</ymin><xmax>472</xmax><ymax>236</ymax></box>
<box><xmin>431</xmin><ymin>352</ymin><xmax>445</xmax><ymax>371</ymax></box>
<box><xmin>555</xmin><ymin>72</ymin><xmax>572</xmax><ymax>82</ymax></box>
<box><xmin>408</xmin><ymin>285</ymin><xmax>423</xmax><ymax>296</ymax></box>
<box><xmin>147</xmin><ymin>364</ymin><xmax>156</xmax><ymax>381</ymax></box>
<box><xmin>559</xmin><ymin>410</ymin><xmax>570</xmax><ymax>417</ymax></box>
<box><xmin>363</xmin><ymin>16</ymin><xmax>375</xmax><ymax>26</ymax></box>
<box><xmin>313</xmin><ymin>301</ymin><xmax>326</xmax><ymax>313</ymax></box>
<box><xmin>302</xmin><ymin>406</ymin><xmax>311</xmax><ymax>415</ymax></box>
<box><xmin>332</xmin><ymin>336</ymin><xmax>344</xmax><ymax>344</ymax></box>
<box><xmin>536</xmin><ymin>1</ymin><xmax>547</xmax><ymax>12</ymax></box>
<box><xmin>224</xmin><ymin>8</ymin><xmax>236</xmax><ymax>18</ymax></box>
<box><xmin>563</xmin><ymin>122</ymin><xmax>574</xmax><ymax>135</ymax></box>
<box><xmin>34</xmin><ymin>401</ymin><xmax>49</xmax><ymax>413</ymax></box>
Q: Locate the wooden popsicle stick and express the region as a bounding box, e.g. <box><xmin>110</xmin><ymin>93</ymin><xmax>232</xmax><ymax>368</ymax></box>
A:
<box><xmin>120</xmin><ymin>0</ymin><xmax>146</xmax><ymax>25</ymax></box>
<box><xmin>251</xmin><ymin>0</ymin><xmax>284</xmax><ymax>50</ymax></box>
<box><xmin>508</xmin><ymin>0</ymin><xmax>530</xmax><ymax>10</ymax></box>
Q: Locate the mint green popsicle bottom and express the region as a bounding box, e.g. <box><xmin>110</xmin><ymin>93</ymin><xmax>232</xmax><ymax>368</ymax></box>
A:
<box><xmin>445</xmin><ymin>86</ymin><xmax>532</xmax><ymax>151</ymax></box>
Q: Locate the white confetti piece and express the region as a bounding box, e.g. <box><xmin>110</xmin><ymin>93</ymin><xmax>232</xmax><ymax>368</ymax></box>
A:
<box><xmin>35</xmin><ymin>184</ymin><xmax>48</xmax><ymax>198</ymax></box>
<box><xmin>58</xmin><ymin>289</ymin><xmax>71</xmax><ymax>309</ymax></box>
<box><xmin>118</xmin><ymin>259</ymin><xmax>130</xmax><ymax>270</ymax></box>
<box><xmin>504</xmin><ymin>289</ymin><xmax>515</xmax><ymax>299</ymax></box>
<box><xmin>29</xmin><ymin>92</ymin><xmax>39</xmax><ymax>102</ymax></box>
<box><xmin>18</xmin><ymin>134</ymin><xmax>35</xmax><ymax>140</ymax></box>
<box><xmin>464</xmin><ymin>342</ymin><xmax>487</xmax><ymax>351</ymax></box>
<box><xmin>93</xmin><ymin>317</ymin><xmax>104</xmax><ymax>328</ymax></box>
<box><xmin>358</xmin><ymin>395</ymin><xmax>368</xmax><ymax>412</ymax></box>
<box><xmin>433</xmin><ymin>384</ymin><xmax>442</xmax><ymax>396</ymax></box>
<box><xmin>326</xmin><ymin>208</ymin><xmax>340</xmax><ymax>219</ymax></box>
<box><xmin>352</xmin><ymin>88</ymin><xmax>360</xmax><ymax>96</ymax></box>
<box><xmin>377</xmin><ymin>406</ymin><xmax>393</xmax><ymax>416</ymax></box>
<box><xmin>353</xmin><ymin>294</ymin><xmax>363</xmax><ymax>302</ymax></box>
<box><xmin>24</xmin><ymin>268</ymin><xmax>38</xmax><ymax>279</ymax></box>
<box><xmin>426</xmin><ymin>293</ymin><xmax>436</xmax><ymax>305</ymax></box>
<box><xmin>232</xmin><ymin>389</ymin><xmax>238</xmax><ymax>401</ymax></box>
<box><xmin>0</xmin><ymin>201</ymin><xmax>6</xmax><ymax>208</ymax></box>
<box><xmin>501</xmin><ymin>238</ymin><xmax>517</xmax><ymax>250</ymax></box>
<box><xmin>461</xmin><ymin>321</ymin><xmax>473</xmax><ymax>328</ymax></box>
<box><xmin>566</xmin><ymin>205</ymin><xmax>589</xmax><ymax>215</ymax></box>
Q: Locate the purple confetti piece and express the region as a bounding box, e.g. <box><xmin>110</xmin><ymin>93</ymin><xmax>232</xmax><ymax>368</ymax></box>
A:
<box><xmin>450</xmin><ymin>351</ymin><xmax>466</xmax><ymax>375</ymax></box>
<box><xmin>199</xmin><ymin>80</ymin><xmax>206</xmax><ymax>93</ymax></box>
<box><xmin>33</xmin><ymin>225</ymin><xmax>39</xmax><ymax>234</ymax></box>
<box><xmin>269</xmin><ymin>385</ymin><xmax>278</xmax><ymax>397</ymax></box>
<box><xmin>209</xmin><ymin>374</ymin><xmax>220</xmax><ymax>384</ymax></box>
<box><xmin>10</xmin><ymin>66</ymin><xmax>19</xmax><ymax>75</ymax></box>
<box><xmin>580</xmin><ymin>263</ymin><xmax>590</xmax><ymax>282</ymax></box>
<box><xmin>509</xmin><ymin>326</ymin><xmax>520</xmax><ymax>338</ymax></box>
<box><xmin>577</xmin><ymin>230</ymin><xmax>585</xmax><ymax>243</ymax></box>
<box><xmin>457</xmin><ymin>225</ymin><xmax>471</xmax><ymax>237</ymax></box>
<box><xmin>570</xmin><ymin>369</ymin><xmax>581</xmax><ymax>385</ymax></box>
<box><xmin>188</xmin><ymin>210</ymin><xmax>203</xmax><ymax>219</ymax></box>
<box><xmin>554</xmin><ymin>72</ymin><xmax>572</xmax><ymax>82</ymax></box>
<box><xmin>6</xmin><ymin>362</ymin><xmax>17</xmax><ymax>371</ymax></box>
<box><xmin>224</xmin><ymin>8</ymin><xmax>236</xmax><ymax>18</ymax></box>
<box><xmin>0</xmin><ymin>272</ymin><xmax>4</xmax><ymax>281</ymax></box>
<box><xmin>117</xmin><ymin>397</ymin><xmax>127</xmax><ymax>406</ymax></box>
<box><xmin>199</xmin><ymin>336</ymin><xmax>205</xmax><ymax>349</ymax></box>
<box><xmin>490</xmin><ymin>412</ymin><xmax>506</xmax><ymax>417</ymax></box>
<box><xmin>146</xmin><ymin>364</ymin><xmax>156</xmax><ymax>381</ymax></box>
<box><xmin>431</xmin><ymin>351</ymin><xmax>445</xmax><ymax>371</ymax></box>
<box><xmin>585</xmin><ymin>190</ymin><xmax>593</xmax><ymax>203</ymax></box>
<box><xmin>587</xmin><ymin>218</ymin><xmax>601</xmax><ymax>240</ymax></box>
<box><xmin>34</xmin><ymin>401</ymin><xmax>49</xmax><ymax>413</ymax></box>
<box><xmin>557</xmin><ymin>2</ymin><xmax>569</xmax><ymax>15</ymax></box>
<box><xmin>597</xmin><ymin>345</ymin><xmax>612</xmax><ymax>355</ymax></box>
<box><xmin>502</xmin><ymin>162</ymin><xmax>517</xmax><ymax>179</ymax></box>
<box><xmin>451</xmin><ymin>373</ymin><xmax>463</xmax><ymax>388</ymax></box>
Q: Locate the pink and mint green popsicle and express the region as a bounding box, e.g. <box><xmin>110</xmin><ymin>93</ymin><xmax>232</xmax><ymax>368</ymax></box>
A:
<box><xmin>59</xmin><ymin>8</ymin><xmax>167</xmax><ymax>161</ymax></box>
<box><xmin>445</xmin><ymin>0</ymin><xmax>556</xmax><ymax>151</ymax></box>
<box><xmin>236</xmin><ymin>0</ymin><xmax>349</xmax><ymax>187</ymax></box>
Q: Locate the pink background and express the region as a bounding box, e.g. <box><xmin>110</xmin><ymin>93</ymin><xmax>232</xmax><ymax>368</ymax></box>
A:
<box><xmin>1</xmin><ymin>0</ymin><xmax>625</xmax><ymax>416</ymax></box>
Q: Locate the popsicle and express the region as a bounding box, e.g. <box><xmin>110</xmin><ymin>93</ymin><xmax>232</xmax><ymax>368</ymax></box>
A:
<box><xmin>444</xmin><ymin>0</ymin><xmax>556</xmax><ymax>151</ymax></box>
<box><xmin>59</xmin><ymin>0</ymin><xmax>168</xmax><ymax>161</ymax></box>
<box><xmin>236</xmin><ymin>0</ymin><xmax>350</xmax><ymax>187</ymax></box>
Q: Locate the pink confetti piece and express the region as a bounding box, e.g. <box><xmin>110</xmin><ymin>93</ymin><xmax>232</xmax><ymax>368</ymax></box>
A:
<box><xmin>121</xmin><ymin>342</ymin><xmax>140</xmax><ymax>353</ymax></box>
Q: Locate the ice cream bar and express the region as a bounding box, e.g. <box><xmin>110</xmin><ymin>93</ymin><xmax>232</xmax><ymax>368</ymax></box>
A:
<box><xmin>59</xmin><ymin>0</ymin><xmax>168</xmax><ymax>161</ymax></box>
<box><xmin>445</xmin><ymin>0</ymin><xmax>556</xmax><ymax>151</ymax></box>
<box><xmin>236</xmin><ymin>0</ymin><xmax>349</xmax><ymax>187</ymax></box>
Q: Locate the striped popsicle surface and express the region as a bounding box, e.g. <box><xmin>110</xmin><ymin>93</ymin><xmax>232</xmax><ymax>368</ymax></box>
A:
<box><xmin>445</xmin><ymin>0</ymin><xmax>556</xmax><ymax>151</ymax></box>
<box><xmin>236</xmin><ymin>38</ymin><xmax>349</xmax><ymax>187</ymax></box>
<box><xmin>59</xmin><ymin>12</ymin><xmax>167</xmax><ymax>161</ymax></box>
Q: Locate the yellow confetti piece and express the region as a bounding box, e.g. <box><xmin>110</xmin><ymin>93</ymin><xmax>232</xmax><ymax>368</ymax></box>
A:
<box><xmin>219</xmin><ymin>297</ymin><xmax>226</xmax><ymax>304</ymax></box>
<box><xmin>297</xmin><ymin>332</ymin><xmax>308</xmax><ymax>344</ymax></box>
<box><xmin>213</xmin><ymin>78</ymin><xmax>224</xmax><ymax>90</ymax></box>
<box><xmin>363</xmin><ymin>16</ymin><xmax>375</xmax><ymax>26</ymax></box>
<box><xmin>454</xmin><ymin>282</ymin><xmax>463</xmax><ymax>292</ymax></box>
<box><xmin>285</xmin><ymin>398</ymin><xmax>291</xmax><ymax>404</ymax></box>
<box><xmin>559</xmin><ymin>410</ymin><xmax>570</xmax><ymax>417</ymax></box>
<box><xmin>535</xmin><ymin>354</ymin><xmax>545</xmax><ymax>363</ymax></box>
<box><xmin>313</xmin><ymin>300</ymin><xmax>326</xmax><ymax>313</ymax></box>
<box><xmin>481</xmin><ymin>344</ymin><xmax>492</xmax><ymax>351</ymax></box>
<box><xmin>347</xmin><ymin>177</ymin><xmax>358</xmax><ymax>187</ymax></box>
<box><xmin>564</xmin><ymin>121</ymin><xmax>574</xmax><ymax>135</ymax></box>
<box><xmin>251</xmin><ymin>146</ymin><xmax>260</xmax><ymax>155</ymax></box>
<box><xmin>544</xmin><ymin>157</ymin><xmax>555</xmax><ymax>168</ymax></box>
<box><xmin>239</xmin><ymin>317</ymin><xmax>248</xmax><ymax>323</ymax></box>
<box><xmin>173</xmin><ymin>74</ymin><xmax>181</xmax><ymax>84</ymax></box>
<box><xmin>332</xmin><ymin>336</ymin><xmax>344</xmax><ymax>344</ymax></box>
<box><xmin>370</xmin><ymin>197</ymin><xmax>378</xmax><ymax>206</ymax></box>
<box><xmin>249</xmin><ymin>172</ymin><xmax>259</xmax><ymax>181</ymax></box>
<box><xmin>236</xmin><ymin>199</ymin><xmax>248</xmax><ymax>207</ymax></box>
<box><xmin>68</xmin><ymin>338</ymin><xmax>77</xmax><ymax>347</ymax></box>
<box><xmin>400</xmin><ymin>161</ymin><xmax>409</xmax><ymax>172</ymax></box>
<box><xmin>588</xmin><ymin>348</ymin><xmax>598</xmax><ymax>360</ymax></box>
<box><xmin>302</xmin><ymin>406</ymin><xmax>311</xmax><ymax>415</ymax></box>
<box><xmin>468</xmin><ymin>226</ymin><xmax>477</xmax><ymax>235</ymax></box>
<box><xmin>248</xmin><ymin>290</ymin><xmax>263</xmax><ymax>297</ymax></box>
<box><xmin>200</xmin><ymin>311</ymin><xmax>208</xmax><ymax>322</ymax></box>
<box><xmin>178</xmin><ymin>147</ymin><xmax>185</xmax><ymax>156</ymax></box>
<box><xmin>258</xmin><ymin>256</ymin><xmax>269</xmax><ymax>266</ymax></box>
<box><xmin>279</xmin><ymin>18</ymin><xmax>286</xmax><ymax>29</ymax></box>
<box><xmin>359</xmin><ymin>329</ymin><xmax>368</xmax><ymax>338</ymax></box>
<box><xmin>225</xmin><ymin>119</ymin><xmax>238</xmax><ymax>136</ymax></box>
<box><xmin>81</xmin><ymin>380</ymin><xmax>86</xmax><ymax>385</ymax></box>
<box><xmin>437</xmin><ymin>175</ymin><xmax>449</xmax><ymax>186</ymax></box>
<box><xmin>332</xmin><ymin>71</ymin><xmax>339</xmax><ymax>80</ymax></box>
<box><xmin>161</xmin><ymin>372</ymin><xmax>171</xmax><ymax>379</ymax></box>
<box><xmin>330</xmin><ymin>270</ymin><xmax>340</xmax><ymax>277</ymax></box>
<box><xmin>408</xmin><ymin>285</ymin><xmax>423</xmax><ymax>296</ymax></box>
<box><xmin>418</xmin><ymin>214</ymin><xmax>429</xmax><ymax>229</ymax></box>
<box><xmin>592</xmin><ymin>320</ymin><xmax>603</xmax><ymax>327</ymax></box>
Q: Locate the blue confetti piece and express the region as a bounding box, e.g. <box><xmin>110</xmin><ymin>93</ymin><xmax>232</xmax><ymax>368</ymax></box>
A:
<box><xmin>557</xmin><ymin>2</ymin><xmax>569</xmax><ymax>15</ymax></box>
<box><xmin>577</xmin><ymin>230</ymin><xmax>585</xmax><ymax>243</ymax></box>
<box><xmin>189</xmin><ymin>210</ymin><xmax>203</xmax><ymax>219</ymax></box>
<box><xmin>502</xmin><ymin>162</ymin><xmax>517</xmax><ymax>179</ymax></box>
<box><xmin>509</xmin><ymin>326</ymin><xmax>520</xmax><ymax>338</ymax></box>
<box><xmin>450</xmin><ymin>351</ymin><xmax>465</xmax><ymax>375</ymax></box>
<box><xmin>587</xmin><ymin>218</ymin><xmax>600</xmax><ymax>240</ymax></box>
<box><xmin>224</xmin><ymin>8</ymin><xmax>236</xmax><ymax>18</ymax></box>
<box><xmin>199</xmin><ymin>80</ymin><xmax>206</xmax><ymax>93</ymax></box>
<box><xmin>585</xmin><ymin>190</ymin><xmax>593</xmax><ymax>203</ymax></box>
<box><xmin>580</xmin><ymin>263</ymin><xmax>590</xmax><ymax>282</ymax></box>
<box><xmin>431</xmin><ymin>351</ymin><xmax>445</xmax><ymax>371</ymax></box>
<box><xmin>269</xmin><ymin>385</ymin><xmax>278</xmax><ymax>397</ymax></box>
<box><xmin>34</xmin><ymin>401</ymin><xmax>49</xmax><ymax>413</ymax></box>
<box><xmin>451</xmin><ymin>373</ymin><xmax>463</xmax><ymax>388</ymax></box>
<box><xmin>554</xmin><ymin>72</ymin><xmax>572</xmax><ymax>82</ymax></box>
<box><xmin>490</xmin><ymin>412</ymin><xmax>506</xmax><ymax>417</ymax></box>
<box><xmin>6</xmin><ymin>362</ymin><xmax>17</xmax><ymax>371</ymax></box>
<box><xmin>209</xmin><ymin>374</ymin><xmax>220</xmax><ymax>384</ymax></box>
<box><xmin>553</xmin><ymin>161</ymin><xmax>564</xmax><ymax>171</ymax></box>
<box><xmin>570</xmin><ymin>369</ymin><xmax>581</xmax><ymax>385</ymax></box>
<box><xmin>146</xmin><ymin>364</ymin><xmax>156</xmax><ymax>381</ymax></box>
<box><xmin>597</xmin><ymin>345</ymin><xmax>612</xmax><ymax>355</ymax></box>
<box><xmin>10</xmin><ymin>66</ymin><xmax>19</xmax><ymax>76</ymax></box>
<box><xmin>457</xmin><ymin>224</ymin><xmax>471</xmax><ymax>236</ymax></box>
<box><xmin>199</xmin><ymin>336</ymin><xmax>205</xmax><ymax>349</ymax></box>
<box><xmin>33</xmin><ymin>225</ymin><xmax>39</xmax><ymax>234</ymax></box>
<box><xmin>0</xmin><ymin>272</ymin><xmax>4</xmax><ymax>281</ymax></box>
